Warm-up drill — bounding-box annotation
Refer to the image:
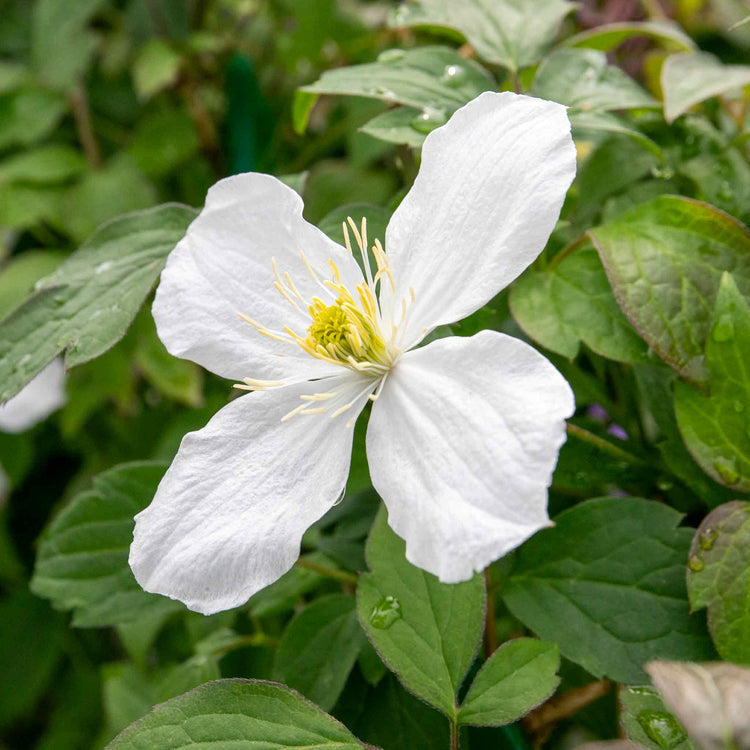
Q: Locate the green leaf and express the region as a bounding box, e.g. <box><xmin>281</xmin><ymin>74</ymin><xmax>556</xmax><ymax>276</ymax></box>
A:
<box><xmin>128</xmin><ymin>110</ymin><xmax>200</xmax><ymax>179</ymax></box>
<box><xmin>563</xmin><ymin>21</ymin><xmax>695</xmax><ymax>52</ymax></box>
<box><xmin>569</xmin><ymin>110</ymin><xmax>662</xmax><ymax>157</ymax></box>
<box><xmin>0</xmin><ymin>592</ymin><xmax>65</xmax><ymax>728</ymax></box>
<box><xmin>0</xmin><ymin>87</ymin><xmax>67</xmax><ymax>149</ymax></box>
<box><xmin>0</xmin><ymin>202</ymin><xmax>196</xmax><ymax>403</ymax></box>
<box><xmin>64</xmin><ymin>157</ymin><xmax>158</xmax><ymax>243</ymax></box>
<box><xmin>134</xmin><ymin>313</ymin><xmax>203</xmax><ymax>407</ymax></box>
<box><xmin>687</xmin><ymin>501</ymin><xmax>750</xmax><ymax>663</ymax></box>
<box><xmin>360</xmin><ymin>106</ymin><xmax>426</xmax><ymax>148</ymax></box>
<box><xmin>31</xmin><ymin>0</ymin><xmax>106</xmax><ymax>90</ymax></box>
<box><xmin>620</xmin><ymin>686</ymin><xmax>694</xmax><ymax>750</ymax></box>
<box><xmin>0</xmin><ymin>250</ymin><xmax>64</xmax><ymax>319</ymax></box>
<box><xmin>356</xmin><ymin>509</ymin><xmax>485</xmax><ymax>718</ymax></box>
<box><xmin>31</xmin><ymin>462</ymin><xmax>183</xmax><ymax>627</ymax></box>
<box><xmin>292</xmin><ymin>90</ymin><xmax>318</xmax><ymax>136</ymax></box>
<box><xmin>510</xmin><ymin>244</ymin><xmax>649</xmax><ymax>362</ymax></box>
<box><xmin>503</xmin><ymin>497</ymin><xmax>714</xmax><ymax>684</ymax></box>
<box><xmin>674</xmin><ymin>275</ymin><xmax>750</xmax><ymax>491</ymax></box>
<box><xmin>301</xmin><ymin>46</ymin><xmax>493</xmax><ymax>117</ymax></box>
<box><xmin>108</xmin><ymin>679</ymin><xmax>365</xmax><ymax>749</ymax></box>
<box><xmin>457</xmin><ymin>639</ymin><xmax>560</xmax><ymax>727</ymax></box>
<box><xmin>318</xmin><ymin>203</ymin><xmax>391</xmax><ymax>251</ymax></box>
<box><xmin>154</xmin><ymin>656</ymin><xmax>221</xmax><ymax>704</ymax></box>
<box><xmin>633</xmin><ymin>364</ymin><xmax>735</xmax><ymax>509</ymax></box>
<box><xmin>0</xmin><ymin>145</ymin><xmax>86</xmax><ymax>184</ymax></box>
<box><xmin>531</xmin><ymin>49</ymin><xmax>658</xmax><ymax>112</ymax></box>
<box><xmin>247</xmin><ymin>551</ymin><xmax>330</xmax><ymax>618</ymax></box>
<box><xmin>337</xmin><ymin>673</ymin><xmax>449</xmax><ymax>749</ymax></box>
<box><xmin>589</xmin><ymin>196</ymin><xmax>750</xmax><ymax>386</ymax></box>
<box><xmin>274</xmin><ymin>594</ymin><xmax>366</xmax><ymax>711</ymax></box>
<box><xmin>662</xmin><ymin>52</ymin><xmax>750</xmax><ymax>123</ymax></box>
<box><xmin>0</xmin><ymin>61</ymin><xmax>27</xmax><ymax>93</ymax></box>
<box><xmin>388</xmin><ymin>0</ymin><xmax>575</xmax><ymax>71</ymax></box>
<box><xmin>102</xmin><ymin>663</ymin><xmax>155</xmax><ymax>738</ymax></box>
<box><xmin>132</xmin><ymin>39</ymin><xmax>182</xmax><ymax>100</ymax></box>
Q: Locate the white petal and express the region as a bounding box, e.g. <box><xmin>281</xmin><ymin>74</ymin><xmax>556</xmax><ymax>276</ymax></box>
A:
<box><xmin>383</xmin><ymin>92</ymin><xmax>576</xmax><ymax>349</ymax></box>
<box><xmin>130</xmin><ymin>373</ymin><xmax>374</xmax><ymax>615</ymax></box>
<box><xmin>367</xmin><ymin>331</ymin><xmax>574</xmax><ymax>582</ymax></box>
<box><xmin>153</xmin><ymin>173</ymin><xmax>365</xmax><ymax>382</ymax></box>
<box><xmin>0</xmin><ymin>359</ymin><xmax>66</xmax><ymax>434</ymax></box>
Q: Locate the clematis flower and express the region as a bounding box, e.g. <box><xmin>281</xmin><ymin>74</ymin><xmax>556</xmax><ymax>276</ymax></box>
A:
<box><xmin>130</xmin><ymin>91</ymin><xmax>577</xmax><ymax>615</ymax></box>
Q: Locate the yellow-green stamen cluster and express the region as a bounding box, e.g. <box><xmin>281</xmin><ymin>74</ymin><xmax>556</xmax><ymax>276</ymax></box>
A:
<box><xmin>235</xmin><ymin>216</ymin><xmax>414</xmax><ymax>424</ymax></box>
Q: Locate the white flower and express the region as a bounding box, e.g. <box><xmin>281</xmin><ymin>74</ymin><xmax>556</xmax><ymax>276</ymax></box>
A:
<box><xmin>130</xmin><ymin>92</ymin><xmax>577</xmax><ymax>615</ymax></box>
<box><xmin>0</xmin><ymin>358</ymin><xmax>66</xmax><ymax>434</ymax></box>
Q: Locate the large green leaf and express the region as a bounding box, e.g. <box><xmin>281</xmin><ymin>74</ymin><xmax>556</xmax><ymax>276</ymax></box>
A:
<box><xmin>273</xmin><ymin>594</ymin><xmax>366</xmax><ymax>711</ymax></box>
<box><xmin>0</xmin><ymin>145</ymin><xmax>86</xmax><ymax>184</ymax></box>
<box><xmin>687</xmin><ymin>501</ymin><xmax>750</xmax><ymax>663</ymax></box>
<box><xmin>108</xmin><ymin>679</ymin><xmax>365</xmax><ymax>748</ymax></box>
<box><xmin>675</xmin><ymin>274</ymin><xmax>750</xmax><ymax>491</ymax></box>
<box><xmin>531</xmin><ymin>49</ymin><xmax>658</xmax><ymax>112</ymax></box>
<box><xmin>662</xmin><ymin>52</ymin><xmax>750</xmax><ymax>122</ymax></box>
<box><xmin>359</xmin><ymin>106</ymin><xmax>427</xmax><ymax>148</ymax></box>
<box><xmin>509</xmin><ymin>244</ymin><xmax>649</xmax><ymax>362</ymax></box>
<box><xmin>31</xmin><ymin>462</ymin><xmax>183</xmax><ymax>627</ymax></box>
<box><xmin>356</xmin><ymin>509</ymin><xmax>485</xmax><ymax>718</ymax></box>
<box><xmin>589</xmin><ymin>196</ymin><xmax>750</xmax><ymax>386</ymax></box>
<box><xmin>387</xmin><ymin>0</ymin><xmax>575</xmax><ymax>71</ymax></box>
<box><xmin>457</xmin><ymin>639</ymin><xmax>560</xmax><ymax>727</ymax></box>
<box><xmin>563</xmin><ymin>20</ymin><xmax>695</xmax><ymax>52</ymax></box>
<box><xmin>0</xmin><ymin>203</ymin><xmax>196</xmax><ymax>403</ymax></box>
<box><xmin>301</xmin><ymin>46</ymin><xmax>493</xmax><ymax>121</ymax></box>
<box><xmin>503</xmin><ymin>497</ymin><xmax>714</xmax><ymax>684</ymax></box>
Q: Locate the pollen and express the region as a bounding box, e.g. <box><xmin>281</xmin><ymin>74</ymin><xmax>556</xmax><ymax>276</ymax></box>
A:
<box><xmin>235</xmin><ymin>216</ymin><xmax>416</xmax><ymax>423</ymax></box>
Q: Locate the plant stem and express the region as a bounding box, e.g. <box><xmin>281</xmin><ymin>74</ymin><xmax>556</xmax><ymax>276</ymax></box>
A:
<box><xmin>450</xmin><ymin>718</ymin><xmax>460</xmax><ymax>750</ymax></box>
<box><xmin>295</xmin><ymin>557</ymin><xmax>358</xmax><ymax>585</ymax></box>
<box><xmin>524</xmin><ymin>679</ymin><xmax>611</xmax><ymax>736</ymax></box>
<box><xmin>566</xmin><ymin>423</ymin><xmax>649</xmax><ymax>467</ymax></box>
<box><xmin>69</xmin><ymin>80</ymin><xmax>102</xmax><ymax>168</ymax></box>
<box><xmin>547</xmin><ymin>233</ymin><xmax>590</xmax><ymax>269</ymax></box>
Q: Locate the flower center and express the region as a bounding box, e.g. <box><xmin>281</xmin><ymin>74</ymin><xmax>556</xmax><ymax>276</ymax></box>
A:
<box><xmin>234</xmin><ymin>216</ymin><xmax>415</xmax><ymax>424</ymax></box>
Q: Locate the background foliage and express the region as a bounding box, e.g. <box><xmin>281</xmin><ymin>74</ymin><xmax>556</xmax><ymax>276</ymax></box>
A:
<box><xmin>0</xmin><ymin>0</ymin><xmax>748</xmax><ymax>748</ymax></box>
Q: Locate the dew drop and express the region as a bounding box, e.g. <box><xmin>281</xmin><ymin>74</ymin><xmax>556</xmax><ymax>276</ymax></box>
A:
<box><xmin>410</xmin><ymin>107</ymin><xmax>447</xmax><ymax>134</ymax></box>
<box><xmin>378</xmin><ymin>49</ymin><xmax>405</xmax><ymax>63</ymax></box>
<box><xmin>19</xmin><ymin>354</ymin><xmax>31</xmax><ymax>366</ymax></box>
<box><xmin>440</xmin><ymin>64</ymin><xmax>467</xmax><ymax>87</ymax></box>
<box><xmin>637</xmin><ymin>709</ymin><xmax>687</xmax><ymax>749</ymax></box>
<box><xmin>713</xmin><ymin>456</ymin><xmax>739</xmax><ymax>485</ymax></box>
<box><xmin>688</xmin><ymin>554</ymin><xmax>705</xmax><ymax>572</ymax></box>
<box><xmin>95</xmin><ymin>261</ymin><xmax>112</xmax><ymax>275</ymax></box>
<box><xmin>369</xmin><ymin>595</ymin><xmax>402</xmax><ymax>629</ymax></box>
<box><xmin>712</xmin><ymin>313</ymin><xmax>734</xmax><ymax>342</ymax></box>
<box><xmin>53</xmin><ymin>295</ymin><xmax>66</xmax><ymax>306</ymax></box>
<box><xmin>699</xmin><ymin>528</ymin><xmax>718</xmax><ymax>551</ymax></box>
<box><xmin>656</xmin><ymin>476</ymin><xmax>674</xmax><ymax>492</ymax></box>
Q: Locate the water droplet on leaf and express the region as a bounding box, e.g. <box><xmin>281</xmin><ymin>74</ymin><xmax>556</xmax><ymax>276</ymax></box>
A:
<box><xmin>713</xmin><ymin>456</ymin><xmax>739</xmax><ymax>485</ymax></box>
<box><xmin>656</xmin><ymin>477</ymin><xmax>673</xmax><ymax>492</ymax></box>
<box><xmin>637</xmin><ymin>710</ymin><xmax>687</xmax><ymax>749</ymax></box>
<box><xmin>688</xmin><ymin>554</ymin><xmax>705</xmax><ymax>572</ymax></box>
<box><xmin>699</xmin><ymin>528</ymin><xmax>718</xmax><ymax>551</ymax></box>
<box><xmin>440</xmin><ymin>64</ymin><xmax>467</xmax><ymax>87</ymax></box>
<box><xmin>95</xmin><ymin>261</ymin><xmax>112</xmax><ymax>275</ymax></box>
<box><xmin>713</xmin><ymin>314</ymin><xmax>734</xmax><ymax>342</ymax></box>
<box><xmin>375</xmin><ymin>86</ymin><xmax>396</xmax><ymax>100</ymax></box>
<box><xmin>410</xmin><ymin>108</ymin><xmax>447</xmax><ymax>134</ymax></box>
<box><xmin>369</xmin><ymin>595</ymin><xmax>402</xmax><ymax>629</ymax></box>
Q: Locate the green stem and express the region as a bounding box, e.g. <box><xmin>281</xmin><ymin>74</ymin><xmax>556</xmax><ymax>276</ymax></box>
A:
<box><xmin>565</xmin><ymin>423</ymin><xmax>649</xmax><ymax>467</ymax></box>
<box><xmin>296</xmin><ymin>557</ymin><xmax>358</xmax><ymax>585</ymax></box>
<box><xmin>450</xmin><ymin>718</ymin><xmax>460</xmax><ymax>750</ymax></box>
<box><xmin>547</xmin><ymin>233</ymin><xmax>590</xmax><ymax>270</ymax></box>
